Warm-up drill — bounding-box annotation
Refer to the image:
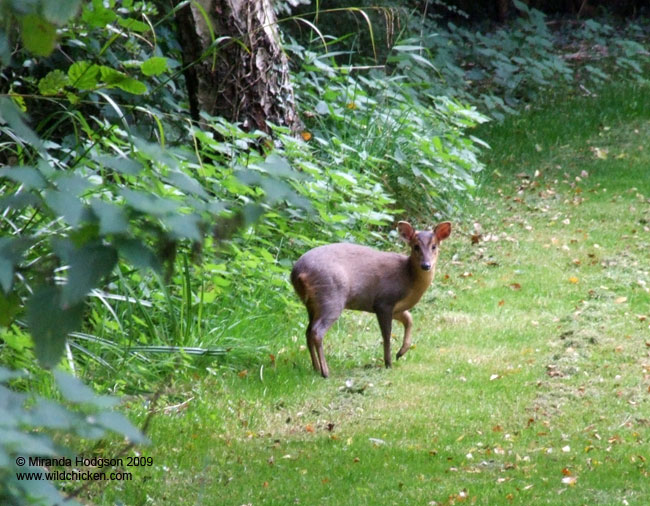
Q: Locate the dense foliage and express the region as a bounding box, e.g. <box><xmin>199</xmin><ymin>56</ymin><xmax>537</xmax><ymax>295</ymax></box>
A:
<box><xmin>1</xmin><ymin>0</ymin><xmax>649</xmax><ymax>503</ymax></box>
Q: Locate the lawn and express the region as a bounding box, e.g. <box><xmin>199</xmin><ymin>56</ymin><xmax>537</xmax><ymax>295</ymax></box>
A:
<box><xmin>92</xmin><ymin>82</ymin><xmax>650</xmax><ymax>505</ymax></box>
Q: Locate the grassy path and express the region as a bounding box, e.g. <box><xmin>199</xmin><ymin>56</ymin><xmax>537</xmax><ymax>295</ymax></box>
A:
<box><xmin>99</xmin><ymin>84</ymin><xmax>650</xmax><ymax>505</ymax></box>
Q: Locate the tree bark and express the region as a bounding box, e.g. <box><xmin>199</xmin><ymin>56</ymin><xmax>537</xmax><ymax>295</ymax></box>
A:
<box><xmin>175</xmin><ymin>0</ymin><xmax>302</xmax><ymax>134</ymax></box>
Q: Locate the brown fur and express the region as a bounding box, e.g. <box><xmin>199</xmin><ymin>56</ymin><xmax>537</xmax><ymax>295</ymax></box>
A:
<box><xmin>291</xmin><ymin>221</ymin><xmax>451</xmax><ymax>377</ymax></box>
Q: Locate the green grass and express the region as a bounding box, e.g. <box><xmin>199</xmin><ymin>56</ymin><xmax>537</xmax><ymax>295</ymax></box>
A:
<box><xmin>88</xmin><ymin>82</ymin><xmax>650</xmax><ymax>505</ymax></box>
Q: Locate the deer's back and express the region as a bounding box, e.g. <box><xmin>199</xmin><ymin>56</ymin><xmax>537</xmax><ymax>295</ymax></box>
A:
<box><xmin>291</xmin><ymin>243</ymin><xmax>410</xmax><ymax>312</ymax></box>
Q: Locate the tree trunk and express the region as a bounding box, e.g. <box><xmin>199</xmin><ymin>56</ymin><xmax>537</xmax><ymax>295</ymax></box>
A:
<box><xmin>175</xmin><ymin>0</ymin><xmax>302</xmax><ymax>134</ymax></box>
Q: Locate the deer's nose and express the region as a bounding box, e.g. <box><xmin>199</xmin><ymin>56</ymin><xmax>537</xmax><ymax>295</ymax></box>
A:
<box><xmin>421</xmin><ymin>262</ymin><xmax>431</xmax><ymax>271</ymax></box>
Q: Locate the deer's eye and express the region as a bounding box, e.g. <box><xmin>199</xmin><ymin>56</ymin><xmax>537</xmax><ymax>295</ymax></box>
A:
<box><xmin>414</xmin><ymin>244</ymin><xmax>420</xmax><ymax>252</ymax></box>
<box><xmin>431</xmin><ymin>244</ymin><xmax>437</xmax><ymax>251</ymax></box>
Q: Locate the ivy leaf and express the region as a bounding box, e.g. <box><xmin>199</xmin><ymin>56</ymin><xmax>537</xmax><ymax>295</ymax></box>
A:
<box><xmin>141</xmin><ymin>57</ymin><xmax>168</xmax><ymax>76</ymax></box>
<box><xmin>19</xmin><ymin>14</ymin><xmax>57</xmax><ymax>56</ymax></box>
<box><xmin>27</xmin><ymin>286</ymin><xmax>83</xmax><ymax>368</ymax></box>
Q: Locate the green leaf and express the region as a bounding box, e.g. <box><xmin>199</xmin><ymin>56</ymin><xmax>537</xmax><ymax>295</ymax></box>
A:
<box><xmin>90</xmin><ymin>200</ymin><xmax>128</xmax><ymax>235</ymax></box>
<box><xmin>163</xmin><ymin>214</ymin><xmax>201</xmax><ymax>241</ymax></box>
<box><xmin>99</xmin><ymin>66</ymin><xmax>147</xmax><ymax>94</ymax></box>
<box><xmin>53</xmin><ymin>370</ymin><xmax>118</xmax><ymax>408</ymax></box>
<box><xmin>259</xmin><ymin>154</ymin><xmax>296</xmax><ymax>178</ymax></box>
<box><xmin>55</xmin><ymin>173</ymin><xmax>91</xmax><ymax>195</ymax></box>
<box><xmin>114</xmin><ymin>77</ymin><xmax>147</xmax><ymax>95</ymax></box>
<box><xmin>81</xmin><ymin>0</ymin><xmax>117</xmax><ymax>27</ymax></box>
<box><xmin>0</xmin><ymin>97</ymin><xmax>42</xmax><ymax>148</ymax></box>
<box><xmin>27</xmin><ymin>286</ymin><xmax>83</xmax><ymax>368</ymax></box>
<box><xmin>141</xmin><ymin>57</ymin><xmax>168</xmax><ymax>76</ymax></box>
<box><xmin>43</xmin><ymin>0</ymin><xmax>82</xmax><ymax>26</ymax></box>
<box><xmin>0</xmin><ymin>366</ymin><xmax>25</xmax><ymax>383</ymax></box>
<box><xmin>94</xmin><ymin>155</ymin><xmax>143</xmax><ymax>175</ymax></box>
<box><xmin>99</xmin><ymin>65</ymin><xmax>127</xmax><ymax>84</ymax></box>
<box><xmin>121</xmin><ymin>188</ymin><xmax>179</xmax><ymax>215</ymax></box>
<box><xmin>0</xmin><ymin>166</ymin><xmax>46</xmax><ymax>189</ymax></box>
<box><xmin>117</xmin><ymin>16</ymin><xmax>150</xmax><ymax>33</ymax></box>
<box><xmin>116</xmin><ymin>239</ymin><xmax>161</xmax><ymax>272</ymax></box>
<box><xmin>0</xmin><ymin>29</ymin><xmax>10</xmax><ymax>66</ymax></box>
<box><xmin>68</xmin><ymin>61</ymin><xmax>100</xmax><ymax>90</ymax></box>
<box><xmin>62</xmin><ymin>244</ymin><xmax>118</xmax><ymax>306</ymax></box>
<box><xmin>0</xmin><ymin>258</ymin><xmax>13</xmax><ymax>295</ymax></box>
<box><xmin>20</xmin><ymin>14</ymin><xmax>57</xmax><ymax>57</ymax></box>
<box><xmin>94</xmin><ymin>411</ymin><xmax>148</xmax><ymax>443</ymax></box>
<box><xmin>166</xmin><ymin>170</ymin><xmax>209</xmax><ymax>199</ymax></box>
<box><xmin>0</xmin><ymin>291</ymin><xmax>21</xmax><ymax>326</ymax></box>
<box><xmin>43</xmin><ymin>189</ymin><xmax>85</xmax><ymax>227</ymax></box>
<box><xmin>38</xmin><ymin>70</ymin><xmax>69</xmax><ymax>96</ymax></box>
<box><xmin>28</xmin><ymin>399</ymin><xmax>78</xmax><ymax>429</ymax></box>
<box><xmin>0</xmin><ymin>428</ymin><xmax>59</xmax><ymax>456</ymax></box>
<box><xmin>0</xmin><ymin>238</ymin><xmax>33</xmax><ymax>294</ymax></box>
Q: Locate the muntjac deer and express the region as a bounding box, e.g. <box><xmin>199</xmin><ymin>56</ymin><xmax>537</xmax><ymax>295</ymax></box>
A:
<box><xmin>291</xmin><ymin>221</ymin><xmax>451</xmax><ymax>378</ymax></box>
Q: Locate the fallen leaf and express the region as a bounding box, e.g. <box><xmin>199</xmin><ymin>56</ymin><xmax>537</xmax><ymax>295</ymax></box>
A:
<box><xmin>568</xmin><ymin>276</ymin><xmax>579</xmax><ymax>284</ymax></box>
<box><xmin>561</xmin><ymin>476</ymin><xmax>577</xmax><ymax>486</ymax></box>
<box><xmin>238</xmin><ymin>369</ymin><xmax>248</xmax><ymax>378</ymax></box>
<box><xmin>300</xmin><ymin>131</ymin><xmax>312</xmax><ymax>141</ymax></box>
<box><xmin>305</xmin><ymin>424</ymin><xmax>315</xmax><ymax>433</ymax></box>
<box><xmin>509</xmin><ymin>283</ymin><xmax>521</xmax><ymax>291</ymax></box>
<box><xmin>591</xmin><ymin>146</ymin><xmax>608</xmax><ymax>159</ymax></box>
<box><xmin>498</xmin><ymin>299</ymin><xmax>505</xmax><ymax>306</ymax></box>
<box><xmin>614</xmin><ymin>296</ymin><xmax>627</xmax><ymax>304</ymax></box>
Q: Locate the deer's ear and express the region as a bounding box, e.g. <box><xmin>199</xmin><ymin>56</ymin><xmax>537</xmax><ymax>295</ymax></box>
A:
<box><xmin>397</xmin><ymin>221</ymin><xmax>415</xmax><ymax>243</ymax></box>
<box><xmin>434</xmin><ymin>222</ymin><xmax>451</xmax><ymax>241</ymax></box>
